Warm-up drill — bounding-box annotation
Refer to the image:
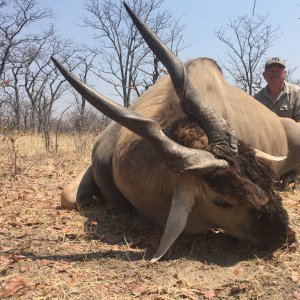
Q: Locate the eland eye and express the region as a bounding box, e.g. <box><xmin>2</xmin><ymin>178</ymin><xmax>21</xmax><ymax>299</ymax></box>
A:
<box><xmin>213</xmin><ymin>198</ymin><xmax>233</xmax><ymax>208</ymax></box>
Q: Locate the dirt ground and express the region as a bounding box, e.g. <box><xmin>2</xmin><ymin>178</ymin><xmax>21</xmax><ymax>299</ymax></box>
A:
<box><xmin>0</xmin><ymin>134</ymin><xmax>299</xmax><ymax>300</ymax></box>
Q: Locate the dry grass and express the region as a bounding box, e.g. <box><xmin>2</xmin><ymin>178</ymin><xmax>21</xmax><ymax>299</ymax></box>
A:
<box><xmin>0</xmin><ymin>134</ymin><xmax>299</xmax><ymax>299</ymax></box>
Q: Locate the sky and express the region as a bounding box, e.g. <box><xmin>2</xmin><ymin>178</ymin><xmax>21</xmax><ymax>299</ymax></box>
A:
<box><xmin>34</xmin><ymin>0</ymin><xmax>300</xmax><ymax>107</ymax></box>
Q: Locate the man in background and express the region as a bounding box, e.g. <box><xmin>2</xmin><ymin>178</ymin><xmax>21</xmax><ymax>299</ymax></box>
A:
<box><xmin>254</xmin><ymin>57</ymin><xmax>300</xmax><ymax>123</ymax></box>
<box><xmin>254</xmin><ymin>57</ymin><xmax>300</xmax><ymax>190</ymax></box>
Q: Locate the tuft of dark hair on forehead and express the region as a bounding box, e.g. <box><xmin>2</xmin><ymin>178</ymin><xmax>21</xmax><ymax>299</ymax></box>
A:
<box><xmin>205</xmin><ymin>141</ymin><xmax>277</xmax><ymax>208</ymax></box>
<box><xmin>220</xmin><ymin>141</ymin><xmax>276</xmax><ymax>195</ymax></box>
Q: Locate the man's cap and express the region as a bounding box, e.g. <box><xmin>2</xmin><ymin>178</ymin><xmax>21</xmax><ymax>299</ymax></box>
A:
<box><xmin>265</xmin><ymin>57</ymin><xmax>286</xmax><ymax>69</ymax></box>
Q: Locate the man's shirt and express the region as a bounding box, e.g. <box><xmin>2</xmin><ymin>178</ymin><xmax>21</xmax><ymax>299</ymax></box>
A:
<box><xmin>254</xmin><ymin>81</ymin><xmax>300</xmax><ymax>122</ymax></box>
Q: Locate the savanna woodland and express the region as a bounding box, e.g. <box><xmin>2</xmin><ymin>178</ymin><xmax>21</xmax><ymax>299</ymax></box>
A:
<box><xmin>1</xmin><ymin>0</ymin><xmax>299</xmax><ymax>299</ymax></box>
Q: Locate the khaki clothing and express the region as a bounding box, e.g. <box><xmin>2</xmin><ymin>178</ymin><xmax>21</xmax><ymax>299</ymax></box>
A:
<box><xmin>254</xmin><ymin>81</ymin><xmax>300</xmax><ymax>122</ymax></box>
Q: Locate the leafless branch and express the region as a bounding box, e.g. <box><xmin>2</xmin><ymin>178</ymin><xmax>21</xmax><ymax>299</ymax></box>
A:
<box><xmin>252</xmin><ymin>0</ymin><xmax>257</xmax><ymax>16</ymax></box>
<box><xmin>216</xmin><ymin>14</ymin><xmax>280</xmax><ymax>95</ymax></box>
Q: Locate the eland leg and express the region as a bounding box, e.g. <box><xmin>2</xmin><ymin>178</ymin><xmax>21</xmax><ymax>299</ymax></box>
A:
<box><xmin>61</xmin><ymin>164</ymin><xmax>101</xmax><ymax>210</ymax></box>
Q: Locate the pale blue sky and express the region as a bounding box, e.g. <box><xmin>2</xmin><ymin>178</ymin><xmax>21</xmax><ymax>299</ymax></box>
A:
<box><xmin>35</xmin><ymin>0</ymin><xmax>300</xmax><ymax>106</ymax></box>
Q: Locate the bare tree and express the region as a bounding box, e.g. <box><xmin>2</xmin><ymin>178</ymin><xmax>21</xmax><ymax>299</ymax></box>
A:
<box><xmin>0</xmin><ymin>0</ymin><xmax>54</xmax><ymax>133</ymax></box>
<box><xmin>82</xmin><ymin>0</ymin><xmax>185</xmax><ymax>107</ymax></box>
<box><xmin>23</xmin><ymin>31</ymin><xmax>76</xmax><ymax>136</ymax></box>
<box><xmin>0</xmin><ymin>0</ymin><xmax>53</xmax><ymax>80</ymax></box>
<box><xmin>216</xmin><ymin>15</ymin><xmax>280</xmax><ymax>95</ymax></box>
<box><xmin>73</xmin><ymin>46</ymin><xmax>101</xmax><ymax>133</ymax></box>
<box><xmin>2</xmin><ymin>63</ymin><xmax>24</xmax><ymax>131</ymax></box>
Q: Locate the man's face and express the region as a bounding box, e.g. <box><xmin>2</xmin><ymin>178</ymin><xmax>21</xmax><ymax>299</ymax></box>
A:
<box><xmin>263</xmin><ymin>64</ymin><xmax>286</xmax><ymax>85</ymax></box>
